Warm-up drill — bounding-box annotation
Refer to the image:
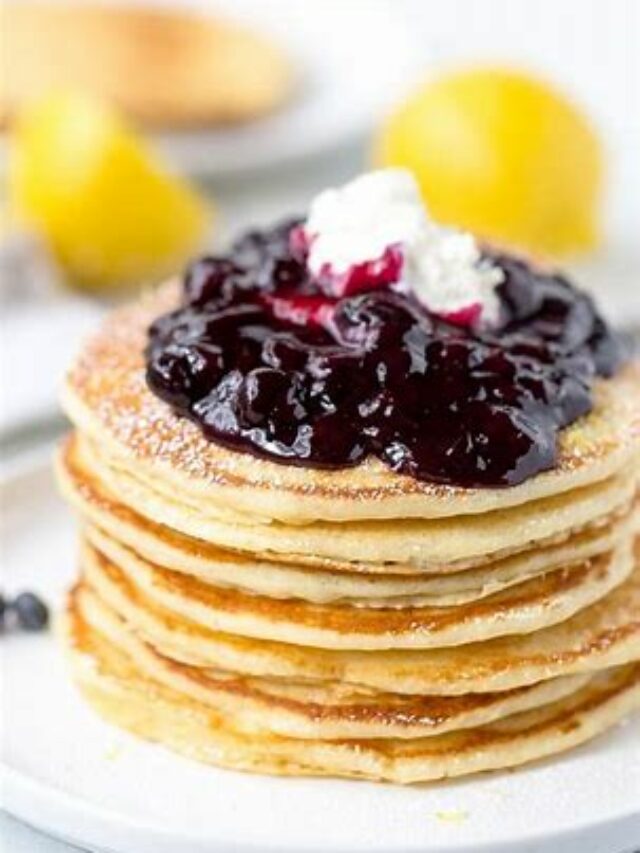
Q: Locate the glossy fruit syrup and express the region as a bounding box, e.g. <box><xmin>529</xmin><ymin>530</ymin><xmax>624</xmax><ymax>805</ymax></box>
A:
<box><xmin>146</xmin><ymin>219</ymin><xmax>623</xmax><ymax>488</ymax></box>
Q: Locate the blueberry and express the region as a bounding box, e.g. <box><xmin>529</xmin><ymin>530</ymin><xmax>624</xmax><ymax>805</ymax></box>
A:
<box><xmin>13</xmin><ymin>592</ymin><xmax>49</xmax><ymax>631</ymax></box>
<box><xmin>184</xmin><ymin>257</ymin><xmax>241</xmax><ymax>306</ymax></box>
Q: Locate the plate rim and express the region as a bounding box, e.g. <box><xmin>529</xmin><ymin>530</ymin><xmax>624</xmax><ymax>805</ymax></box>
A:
<box><xmin>4</xmin><ymin>760</ymin><xmax>640</xmax><ymax>853</ymax></box>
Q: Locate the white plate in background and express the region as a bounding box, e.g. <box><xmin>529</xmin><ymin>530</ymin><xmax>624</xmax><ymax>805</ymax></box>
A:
<box><xmin>2</xmin><ymin>458</ymin><xmax>639</xmax><ymax>853</ymax></box>
<box><xmin>150</xmin><ymin>0</ymin><xmax>421</xmax><ymax>176</ymax></box>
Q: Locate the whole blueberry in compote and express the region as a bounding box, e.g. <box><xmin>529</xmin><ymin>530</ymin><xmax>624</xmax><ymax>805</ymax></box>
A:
<box><xmin>145</xmin><ymin>221</ymin><xmax>623</xmax><ymax>488</ymax></box>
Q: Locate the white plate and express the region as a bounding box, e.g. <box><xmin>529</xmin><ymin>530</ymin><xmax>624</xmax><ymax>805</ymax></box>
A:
<box><xmin>2</xmin><ymin>456</ymin><xmax>640</xmax><ymax>853</ymax></box>
<box><xmin>150</xmin><ymin>0</ymin><xmax>421</xmax><ymax>176</ymax></box>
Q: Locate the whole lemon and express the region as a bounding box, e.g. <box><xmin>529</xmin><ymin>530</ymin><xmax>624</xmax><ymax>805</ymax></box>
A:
<box><xmin>374</xmin><ymin>67</ymin><xmax>603</xmax><ymax>256</ymax></box>
<box><xmin>9</xmin><ymin>92</ymin><xmax>211</xmax><ymax>291</ymax></box>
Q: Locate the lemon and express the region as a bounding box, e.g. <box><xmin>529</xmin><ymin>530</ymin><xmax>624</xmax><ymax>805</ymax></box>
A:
<box><xmin>374</xmin><ymin>67</ymin><xmax>603</xmax><ymax>256</ymax></box>
<box><xmin>9</xmin><ymin>92</ymin><xmax>211</xmax><ymax>291</ymax></box>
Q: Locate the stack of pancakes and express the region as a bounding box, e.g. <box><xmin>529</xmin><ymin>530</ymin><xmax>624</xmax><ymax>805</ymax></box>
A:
<box><xmin>57</xmin><ymin>291</ymin><xmax>640</xmax><ymax>784</ymax></box>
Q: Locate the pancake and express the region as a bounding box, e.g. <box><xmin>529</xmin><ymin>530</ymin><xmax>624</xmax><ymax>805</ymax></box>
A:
<box><xmin>60</xmin><ymin>283</ymin><xmax>640</xmax><ymax>524</ymax></box>
<box><xmin>67</xmin><ymin>431</ymin><xmax>639</xmax><ymax>569</ymax></box>
<box><xmin>2</xmin><ymin>3</ymin><xmax>292</xmax><ymax>128</ymax></box>
<box><xmin>64</xmin><ymin>593</ymin><xmax>640</xmax><ymax>783</ymax></box>
<box><xmin>84</xmin><ymin>541</ymin><xmax>640</xmax><ymax>696</ymax></box>
<box><xmin>60</xmin><ymin>435</ymin><xmax>636</xmax><ymax>578</ymax></box>
<box><xmin>75</xmin><ymin>584</ymin><xmax>592</xmax><ymax>741</ymax></box>
<box><xmin>57</xmin><ymin>440</ymin><xmax>638</xmax><ymax>606</ymax></box>
<box><xmin>83</xmin><ymin>528</ymin><xmax>636</xmax><ymax>651</ymax></box>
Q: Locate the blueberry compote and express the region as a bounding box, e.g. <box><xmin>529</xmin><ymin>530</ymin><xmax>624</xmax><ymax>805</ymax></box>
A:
<box><xmin>145</xmin><ymin>220</ymin><xmax>623</xmax><ymax>488</ymax></box>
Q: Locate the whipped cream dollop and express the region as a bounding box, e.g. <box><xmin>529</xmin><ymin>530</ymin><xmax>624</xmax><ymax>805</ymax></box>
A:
<box><xmin>302</xmin><ymin>169</ymin><xmax>504</xmax><ymax>326</ymax></box>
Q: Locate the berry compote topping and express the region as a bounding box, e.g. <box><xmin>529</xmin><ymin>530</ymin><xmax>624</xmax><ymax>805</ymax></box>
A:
<box><xmin>146</xmin><ymin>219</ymin><xmax>623</xmax><ymax>488</ymax></box>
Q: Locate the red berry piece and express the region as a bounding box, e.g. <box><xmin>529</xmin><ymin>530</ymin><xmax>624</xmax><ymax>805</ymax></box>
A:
<box><xmin>438</xmin><ymin>302</ymin><xmax>483</xmax><ymax>328</ymax></box>
<box><xmin>263</xmin><ymin>293</ymin><xmax>335</xmax><ymax>327</ymax></box>
<box><xmin>288</xmin><ymin>225</ymin><xmax>312</xmax><ymax>261</ymax></box>
<box><xmin>315</xmin><ymin>244</ymin><xmax>404</xmax><ymax>298</ymax></box>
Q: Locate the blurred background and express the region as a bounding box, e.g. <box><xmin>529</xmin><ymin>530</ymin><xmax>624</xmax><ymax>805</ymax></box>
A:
<box><xmin>1</xmin><ymin>0</ymin><xmax>639</xmax><ymax>459</ymax></box>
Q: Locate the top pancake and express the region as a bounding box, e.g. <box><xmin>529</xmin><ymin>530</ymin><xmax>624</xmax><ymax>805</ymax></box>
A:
<box><xmin>64</xmin><ymin>430</ymin><xmax>639</xmax><ymax>568</ymax></box>
<box><xmin>62</xmin><ymin>283</ymin><xmax>640</xmax><ymax>523</ymax></box>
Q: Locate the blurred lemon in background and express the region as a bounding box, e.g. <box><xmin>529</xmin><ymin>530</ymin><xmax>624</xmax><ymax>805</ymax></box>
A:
<box><xmin>374</xmin><ymin>67</ymin><xmax>604</xmax><ymax>256</ymax></box>
<box><xmin>9</xmin><ymin>93</ymin><xmax>211</xmax><ymax>291</ymax></box>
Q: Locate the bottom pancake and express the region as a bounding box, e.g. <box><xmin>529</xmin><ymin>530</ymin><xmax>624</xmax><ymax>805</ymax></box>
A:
<box><xmin>64</xmin><ymin>590</ymin><xmax>640</xmax><ymax>784</ymax></box>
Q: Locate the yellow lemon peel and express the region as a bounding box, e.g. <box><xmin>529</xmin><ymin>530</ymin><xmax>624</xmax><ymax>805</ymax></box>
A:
<box><xmin>9</xmin><ymin>92</ymin><xmax>211</xmax><ymax>291</ymax></box>
<box><xmin>374</xmin><ymin>67</ymin><xmax>603</xmax><ymax>257</ymax></box>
